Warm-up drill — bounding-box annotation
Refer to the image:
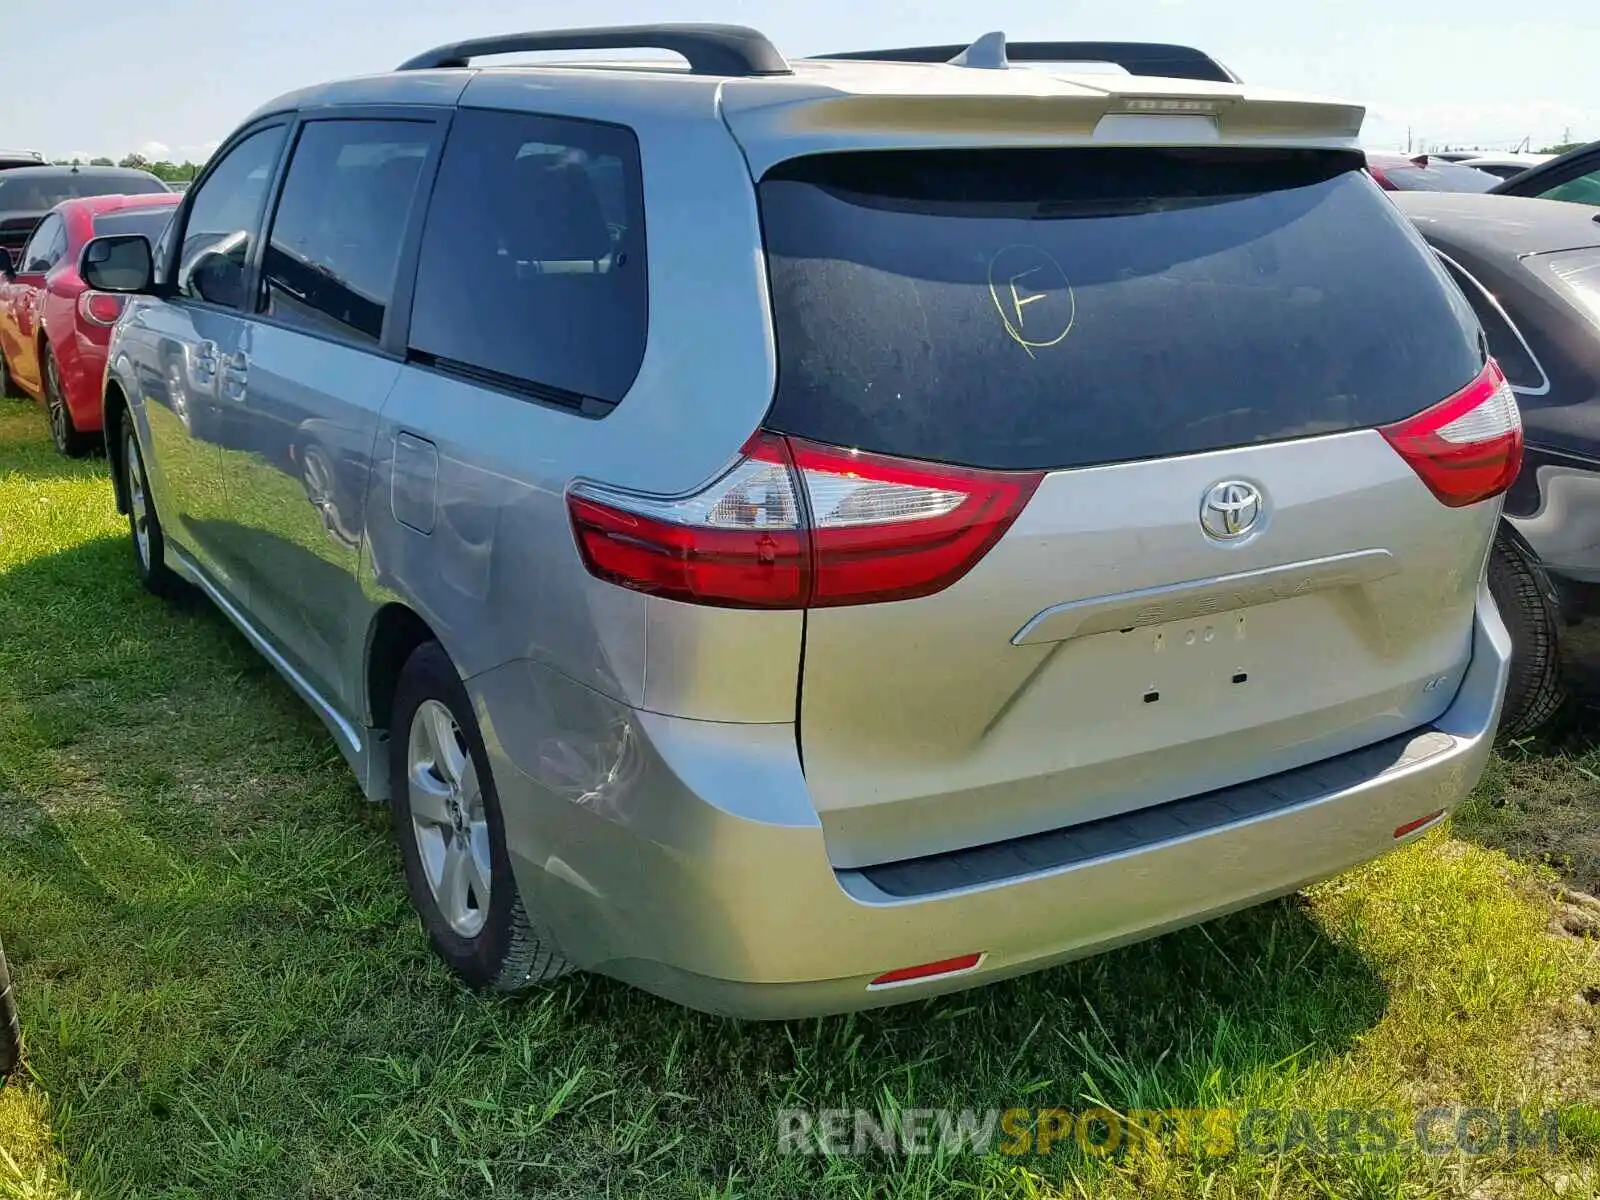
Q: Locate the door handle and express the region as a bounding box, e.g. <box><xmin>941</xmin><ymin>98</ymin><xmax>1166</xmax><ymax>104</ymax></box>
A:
<box><xmin>220</xmin><ymin>351</ymin><xmax>248</xmax><ymax>401</ymax></box>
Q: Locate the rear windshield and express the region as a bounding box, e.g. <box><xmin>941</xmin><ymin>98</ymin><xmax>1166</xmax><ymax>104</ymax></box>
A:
<box><xmin>1379</xmin><ymin>161</ymin><xmax>1500</xmax><ymax>193</ymax></box>
<box><xmin>0</xmin><ymin>172</ymin><xmax>168</xmax><ymax>212</ymax></box>
<box><xmin>93</xmin><ymin>206</ymin><xmax>178</xmax><ymax>242</ymax></box>
<box><xmin>759</xmin><ymin>149</ymin><xmax>1484</xmax><ymax>470</ymax></box>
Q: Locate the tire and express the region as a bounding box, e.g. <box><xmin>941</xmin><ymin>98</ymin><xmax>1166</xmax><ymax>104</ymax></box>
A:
<box><xmin>389</xmin><ymin>641</ymin><xmax>573</xmax><ymax>991</ymax></box>
<box><xmin>118</xmin><ymin>409</ymin><xmax>182</xmax><ymax>598</ymax></box>
<box><xmin>0</xmin><ymin>934</ymin><xmax>19</xmax><ymax>1078</ymax></box>
<box><xmin>43</xmin><ymin>345</ymin><xmax>94</xmax><ymax>458</ymax></box>
<box><xmin>1487</xmin><ymin>532</ymin><xmax>1565</xmax><ymax>739</ymax></box>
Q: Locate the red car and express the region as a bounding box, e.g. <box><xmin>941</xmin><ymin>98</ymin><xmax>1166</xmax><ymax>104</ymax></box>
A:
<box><xmin>0</xmin><ymin>192</ymin><xmax>180</xmax><ymax>455</ymax></box>
<box><xmin>1365</xmin><ymin>153</ymin><xmax>1501</xmax><ymax>194</ymax></box>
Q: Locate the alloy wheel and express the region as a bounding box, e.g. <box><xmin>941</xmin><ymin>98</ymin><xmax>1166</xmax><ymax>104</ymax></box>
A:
<box><xmin>406</xmin><ymin>699</ymin><xmax>492</xmax><ymax>937</ymax></box>
<box><xmin>125</xmin><ymin>431</ymin><xmax>151</xmax><ymax>569</ymax></box>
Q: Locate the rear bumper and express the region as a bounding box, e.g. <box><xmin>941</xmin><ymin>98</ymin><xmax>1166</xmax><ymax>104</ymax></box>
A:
<box><xmin>474</xmin><ymin>586</ymin><xmax>1509</xmax><ymax>1019</ymax></box>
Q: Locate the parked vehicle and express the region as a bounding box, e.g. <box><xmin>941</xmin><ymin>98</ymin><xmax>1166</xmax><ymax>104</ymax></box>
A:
<box><xmin>0</xmin><ymin>150</ymin><xmax>46</xmax><ymax>172</ymax></box>
<box><xmin>1456</xmin><ymin>152</ymin><xmax>1552</xmax><ymax>181</ymax></box>
<box><xmin>1399</xmin><ymin>191</ymin><xmax>1600</xmax><ymax>735</ymax></box>
<box><xmin>83</xmin><ymin>23</ymin><xmax>1515</xmax><ymax>1018</ymax></box>
<box><xmin>1366</xmin><ymin>152</ymin><xmax>1501</xmax><ymax>193</ymax></box>
<box><xmin>0</xmin><ymin>193</ymin><xmax>181</xmax><ymax>455</ymax></box>
<box><xmin>1492</xmin><ymin>139</ymin><xmax>1600</xmax><ymax>207</ymax></box>
<box><xmin>0</xmin><ymin>165</ymin><xmax>169</xmax><ymax>264</ymax></box>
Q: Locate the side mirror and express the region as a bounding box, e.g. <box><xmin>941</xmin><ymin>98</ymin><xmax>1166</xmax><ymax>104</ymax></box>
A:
<box><xmin>0</xmin><ymin>248</ymin><xmax>13</xmax><ymax>282</ymax></box>
<box><xmin>80</xmin><ymin>235</ymin><xmax>154</xmax><ymax>294</ymax></box>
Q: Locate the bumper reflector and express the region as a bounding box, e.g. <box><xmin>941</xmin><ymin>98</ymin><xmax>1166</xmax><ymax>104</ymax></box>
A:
<box><xmin>1393</xmin><ymin>809</ymin><xmax>1446</xmax><ymax>839</ymax></box>
<box><xmin>868</xmin><ymin>952</ymin><xmax>984</xmax><ymax>990</ymax></box>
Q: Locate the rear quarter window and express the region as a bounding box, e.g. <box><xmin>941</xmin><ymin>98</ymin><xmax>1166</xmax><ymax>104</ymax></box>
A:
<box><xmin>759</xmin><ymin>148</ymin><xmax>1484</xmax><ymax>470</ymax></box>
<box><xmin>407</xmin><ymin>108</ymin><xmax>647</xmax><ymax>410</ymax></box>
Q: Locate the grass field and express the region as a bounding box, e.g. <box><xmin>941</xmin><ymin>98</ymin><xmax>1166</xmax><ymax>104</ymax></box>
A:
<box><xmin>0</xmin><ymin>393</ymin><xmax>1596</xmax><ymax>1199</ymax></box>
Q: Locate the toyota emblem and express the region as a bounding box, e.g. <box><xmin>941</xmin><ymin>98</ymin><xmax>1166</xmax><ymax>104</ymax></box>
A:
<box><xmin>1200</xmin><ymin>480</ymin><xmax>1263</xmax><ymax>540</ymax></box>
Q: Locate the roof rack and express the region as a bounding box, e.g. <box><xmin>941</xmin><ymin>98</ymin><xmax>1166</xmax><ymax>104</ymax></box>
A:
<box><xmin>812</xmin><ymin>36</ymin><xmax>1241</xmax><ymax>84</ymax></box>
<box><xmin>396</xmin><ymin>23</ymin><xmax>791</xmax><ymax>77</ymax></box>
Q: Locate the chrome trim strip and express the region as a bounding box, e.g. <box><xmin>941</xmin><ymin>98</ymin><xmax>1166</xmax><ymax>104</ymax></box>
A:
<box><xmin>1432</xmin><ymin>248</ymin><xmax>1552</xmax><ymax>398</ymax></box>
<box><xmin>1012</xmin><ymin>548</ymin><xmax>1398</xmax><ymax>645</ymax></box>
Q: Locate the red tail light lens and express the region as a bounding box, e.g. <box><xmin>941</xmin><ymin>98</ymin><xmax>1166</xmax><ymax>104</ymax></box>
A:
<box><xmin>567</xmin><ymin>434</ymin><xmax>1043</xmax><ymax>608</ymax></box>
<box><xmin>567</xmin><ymin>433</ymin><xmax>809</xmax><ymax>609</ymax></box>
<box><xmin>77</xmin><ymin>291</ymin><xmax>126</xmax><ymax>327</ymax></box>
<box><xmin>1379</xmin><ymin>359</ymin><xmax>1522</xmax><ymax>508</ymax></box>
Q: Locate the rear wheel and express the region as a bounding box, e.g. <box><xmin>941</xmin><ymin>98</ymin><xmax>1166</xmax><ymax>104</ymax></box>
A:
<box><xmin>389</xmin><ymin>641</ymin><xmax>573</xmax><ymax>990</ymax></box>
<box><xmin>1487</xmin><ymin>532</ymin><xmax>1565</xmax><ymax>739</ymax></box>
<box><xmin>44</xmin><ymin>345</ymin><xmax>94</xmax><ymax>458</ymax></box>
<box><xmin>119</xmin><ymin>409</ymin><xmax>181</xmax><ymax>598</ymax></box>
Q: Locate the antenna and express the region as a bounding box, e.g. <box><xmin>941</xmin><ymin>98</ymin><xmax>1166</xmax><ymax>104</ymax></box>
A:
<box><xmin>949</xmin><ymin>31</ymin><xmax>1008</xmax><ymax>69</ymax></box>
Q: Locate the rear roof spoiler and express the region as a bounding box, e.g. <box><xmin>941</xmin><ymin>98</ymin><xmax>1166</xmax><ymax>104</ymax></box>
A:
<box><xmin>811</xmin><ymin>37</ymin><xmax>1241</xmax><ymax>84</ymax></box>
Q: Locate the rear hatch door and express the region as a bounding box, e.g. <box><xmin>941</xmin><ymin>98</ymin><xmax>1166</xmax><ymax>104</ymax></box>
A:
<box><xmin>755</xmin><ymin>145</ymin><xmax>1499</xmax><ymax>868</ymax></box>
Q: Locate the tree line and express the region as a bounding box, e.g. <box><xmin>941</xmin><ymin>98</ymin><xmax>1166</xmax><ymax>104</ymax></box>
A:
<box><xmin>52</xmin><ymin>154</ymin><xmax>201</xmax><ymax>182</ymax></box>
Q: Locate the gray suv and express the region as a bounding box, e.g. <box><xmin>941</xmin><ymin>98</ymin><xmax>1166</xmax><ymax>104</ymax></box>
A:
<box><xmin>84</xmin><ymin>24</ymin><xmax>1517</xmax><ymax>1018</ymax></box>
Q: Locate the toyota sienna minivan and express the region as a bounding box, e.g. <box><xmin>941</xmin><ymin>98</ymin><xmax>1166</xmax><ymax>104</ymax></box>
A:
<box><xmin>81</xmin><ymin>24</ymin><xmax>1517</xmax><ymax>1017</ymax></box>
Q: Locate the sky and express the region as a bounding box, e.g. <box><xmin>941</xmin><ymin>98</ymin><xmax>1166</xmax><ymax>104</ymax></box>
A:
<box><xmin>4</xmin><ymin>0</ymin><xmax>1596</xmax><ymax>161</ymax></box>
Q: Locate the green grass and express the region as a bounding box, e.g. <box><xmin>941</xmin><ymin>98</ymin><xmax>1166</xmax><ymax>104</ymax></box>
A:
<box><xmin>0</xmin><ymin>394</ymin><xmax>1597</xmax><ymax>1199</ymax></box>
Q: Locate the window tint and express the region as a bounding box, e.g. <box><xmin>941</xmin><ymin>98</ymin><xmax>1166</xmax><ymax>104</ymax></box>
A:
<box><xmin>259</xmin><ymin>120</ymin><xmax>431</xmax><ymax>344</ymax></box>
<box><xmin>1538</xmin><ymin>168</ymin><xmax>1600</xmax><ymax>208</ymax></box>
<box><xmin>19</xmin><ymin>214</ymin><xmax>65</xmax><ymax>273</ymax></box>
<box><xmin>760</xmin><ymin>149</ymin><xmax>1484</xmax><ymax>471</ymax></box>
<box><xmin>409</xmin><ymin>108</ymin><xmax>647</xmax><ymax>407</ymax></box>
<box><xmin>1436</xmin><ymin>256</ymin><xmax>1547</xmax><ymax>392</ymax></box>
<box><xmin>177</xmin><ymin>126</ymin><xmax>286</xmax><ymax>308</ymax></box>
<box><xmin>93</xmin><ymin>205</ymin><xmax>179</xmax><ymax>243</ymax></box>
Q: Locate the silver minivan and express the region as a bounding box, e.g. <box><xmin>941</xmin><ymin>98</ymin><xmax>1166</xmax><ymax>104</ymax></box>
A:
<box><xmin>84</xmin><ymin>25</ymin><xmax>1517</xmax><ymax>1017</ymax></box>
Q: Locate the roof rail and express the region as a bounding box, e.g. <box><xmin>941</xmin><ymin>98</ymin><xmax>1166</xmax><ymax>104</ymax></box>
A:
<box><xmin>812</xmin><ymin>36</ymin><xmax>1241</xmax><ymax>84</ymax></box>
<box><xmin>396</xmin><ymin>23</ymin><xmax>791</xmax><ymax>77</ymax></box>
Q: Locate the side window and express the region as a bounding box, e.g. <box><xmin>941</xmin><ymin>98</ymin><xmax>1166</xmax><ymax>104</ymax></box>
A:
<box><xmin>1436</xmin><ymin>255</ymin><xmax>1548</xmax><ymax>393</ymax></box>
<box><xmin>20</xmin><ymin>214</ymin><xmax>66</xmax><ymax>274</ymax></box>
<box><xmin>408</xmin><ymin>108</ymin><xmax>647</xmax><ymax>407</ymax></box>
<box><xmin>1538</xmin><ymin>168</ymin><xmax>1600</xmax><ymax>208</ymax></box>
<box><xmin>176</xmin><ymin>125</ymin><xmax>287</xmax><ymax>308</ymax></box>
<box><xmin>258</xmin><ymin>120</ymin><xmax>432</xmax><ymax>345</ymax></box>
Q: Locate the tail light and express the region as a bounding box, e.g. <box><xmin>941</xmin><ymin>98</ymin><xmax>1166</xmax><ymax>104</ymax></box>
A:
<box><xmin>77</xmin><ymin>291</ymin><xmax>126</xmax><ymax>327</ymax></box>
<box><xmin>1379</xmin><ymin>359</ymin><xmax>1522</xmax><ymax>507</ymax></box>
<box><xmin>567</xmin><ymin>433</ymin><xmax>1043</xmax><ymax>608</ymax></box>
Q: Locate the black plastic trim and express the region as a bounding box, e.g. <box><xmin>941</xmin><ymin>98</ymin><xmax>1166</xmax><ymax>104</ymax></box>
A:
<box><xmin>854</xmin><ymin>728</ymin><xmax>1455</xmax><ymax>898</ymax></box>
